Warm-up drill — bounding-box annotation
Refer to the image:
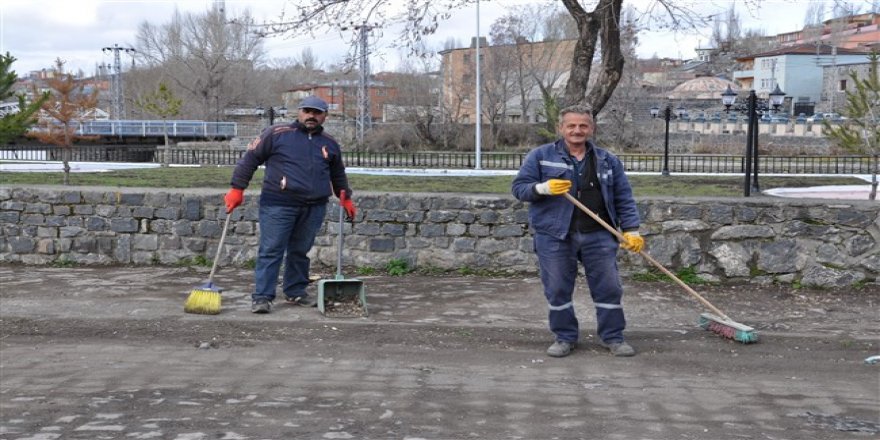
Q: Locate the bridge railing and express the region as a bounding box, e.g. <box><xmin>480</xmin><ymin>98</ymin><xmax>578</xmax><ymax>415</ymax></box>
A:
<box><xmin>77</xmin><ymin>120</ymin><xmax>237</xmax><ymax>139</ymax></box>
<box><xmin>25</xmin><ymin>120</ymin><xmax>237</xmax><ymax>139</ymax></box>
<box><xmin>0</xmin><ymin>146</ymin><xmax>874</xmax><ymax>175</ymax></box>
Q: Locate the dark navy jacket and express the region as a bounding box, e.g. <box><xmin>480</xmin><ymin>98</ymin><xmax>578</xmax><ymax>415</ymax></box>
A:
<box><xmin>511</xmin><ymin>139</ymin><xmax>640</xmax><ymax>240</ymax></box>
<box><xmin>231</xmin><ymin>121</ymin><xmax>350</xmax><ymax>206</ymax></box>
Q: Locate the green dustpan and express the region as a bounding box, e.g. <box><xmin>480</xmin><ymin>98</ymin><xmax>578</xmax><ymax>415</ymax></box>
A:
<box><xmin>317</xmin><ymin>198</ymin><xmax>366</xmax><ymax>316</ymax></box>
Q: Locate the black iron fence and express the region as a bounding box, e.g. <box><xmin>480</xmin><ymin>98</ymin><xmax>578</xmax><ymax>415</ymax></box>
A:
<box><xmin>0</xmin><ymin>145</ymin><xmax>874</xmax><ymax>175</ymax></box>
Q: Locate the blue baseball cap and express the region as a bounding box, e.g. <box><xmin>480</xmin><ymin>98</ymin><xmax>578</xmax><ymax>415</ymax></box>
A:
<box><xmin>297</xmin><ymin>96</ymin><xmax>328</xmax><ymax>113</ymax></box>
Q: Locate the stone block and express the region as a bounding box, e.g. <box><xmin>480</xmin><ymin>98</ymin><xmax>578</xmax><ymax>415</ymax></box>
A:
<box><xmin>9</xmin><ymin>237</ymin><xmax>35</xmax><ymax>253</ymax></box>
<box><xmin>22</xmin><ymin>214</ymin><xmax>45</xmax><ymax>225</ymax></box>
<box><xmin>446</xmin><ymin>223</ymin><xmax>467</xmax><ymax>236</ymax></box>
<box><xmin>74</xmin><ymin>205</ymin><xmax>95</xmax><ymax>215</ymax></box>
<box><xmin>110</xmin><ymin>218</ymin><xmax>139</xmax><ymax>233</ymax></box>
<box><xmin>25</xmin><ymin>203</ymin><xmax>52</xmax><ymax>214</ymax></box>
<box><xmin>155</xmin><ymin>207</ymin><xmax>181</xmax><ymax>220</ymax></box>
<box><xmin>183</xmin><ymin>197</ymin><xmax>201</xmax><ymax>221</ymax></box>
<box><xmin>133</xmin><ymin>234</ymin><xmax>159</xmax><ymax>251</ymax></box>
<box><xmin>369</xmin><ymin>237</ymin><xmax>395</xmax><ymax>252</ymax></box>
<box><xmin>493</xmin><ymin>224</ymin><xmax>524</xmax><ymax>238</ymax></box>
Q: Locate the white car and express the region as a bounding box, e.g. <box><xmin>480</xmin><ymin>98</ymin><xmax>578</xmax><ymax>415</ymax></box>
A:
<box><xmin>806</xmin><ymin>113</ymin><xmax>848</xmax><ymax>124</ymax></box>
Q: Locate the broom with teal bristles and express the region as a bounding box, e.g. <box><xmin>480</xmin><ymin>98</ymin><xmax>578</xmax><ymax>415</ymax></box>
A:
<box><xmin>184</xmin><ymin>213</ymin><xmax>232</xmax><ymax>315</ymax></box>
<box><xmin>563</xmin><ymin>193</ymin><xmax>758</xmax><ymax>343</ymax></box>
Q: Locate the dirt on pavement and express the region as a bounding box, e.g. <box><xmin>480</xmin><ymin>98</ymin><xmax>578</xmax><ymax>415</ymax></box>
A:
<box><xmin>0</xmin><ymin>264</ymin><xmax>878</xmax><ymax>440</ymax></box>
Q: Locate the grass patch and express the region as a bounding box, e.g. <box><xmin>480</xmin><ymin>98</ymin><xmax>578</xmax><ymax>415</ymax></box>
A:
<box><xmin>385</xmin><ymin>258</ymin><xmax>411</xmax><ymax>276</ymax></box>
<box><xmin>0</xmin><ymin>166</ymin><xmax>866</xmax><ymax>198</ymax></box>
<box><xmin>49</xmin><ymin>257</ymin><xmax>78</xmax><ymax>268</ymax></box>
<box><xmin>355</xmin><ymin>266</ymin><xmax>378</xmax><ymax>276</ymax></box>
<box><xmin>177</xmin><ymin>255</ymin><xmax>212</xmax><ymax>267</ymax></box>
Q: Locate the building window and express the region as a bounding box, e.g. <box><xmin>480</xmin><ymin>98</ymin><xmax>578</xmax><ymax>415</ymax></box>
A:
<box><xmin>838</xmin><ymin>79</ymin><xmax>847</xmax><ymax>91</ymax></box>
<box><xmin>463</xmin><ymin>54</ymin><xmax>471</xmax><ymax>63</ymax></box>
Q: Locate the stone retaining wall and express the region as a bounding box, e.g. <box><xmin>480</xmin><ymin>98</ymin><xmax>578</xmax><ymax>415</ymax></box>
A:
<box><xmin>1</xmin><ymin>186</ymin><xmax>878</xmax><ymax>288</ymax></box>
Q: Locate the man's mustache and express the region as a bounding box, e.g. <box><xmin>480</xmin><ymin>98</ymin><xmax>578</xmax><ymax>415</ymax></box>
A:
<box><xmin>305</xmin><ymin>118</ymin><xmax>318</xmax><ymax>123</ymax></box>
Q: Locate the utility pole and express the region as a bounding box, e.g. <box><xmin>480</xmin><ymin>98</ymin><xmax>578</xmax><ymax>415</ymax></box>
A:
<box><xmin>474</xmin><ymin>0</ymin><xmax>482</xmax><ymax>170</ymax></box>
<box><xmin>102</xmin><ymin>44</ymin><xmax>136</xmax><ymax>120</ymax></box>
<box><xmin>354</xmin><ymin>23</ymin><xmax>375</xmax><ymax>148</ymax></box>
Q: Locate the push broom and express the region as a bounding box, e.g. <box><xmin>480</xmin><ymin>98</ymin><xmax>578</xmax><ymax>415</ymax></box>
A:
<box><xmin>184</xmin><ymin>212</ymin><xmax>231</xmax><ymax>315</ymax></box>
<box><xmin>563</xmin><ymin>193</ymin><xmax>758</xmax><ymax>343</ymax></box>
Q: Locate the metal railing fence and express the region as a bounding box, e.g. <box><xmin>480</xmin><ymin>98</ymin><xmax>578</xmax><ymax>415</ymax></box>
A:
<box><xmin>0</xmin><ymin>146</ymin><xmax>874</xmax><ymax>175</ymax></box>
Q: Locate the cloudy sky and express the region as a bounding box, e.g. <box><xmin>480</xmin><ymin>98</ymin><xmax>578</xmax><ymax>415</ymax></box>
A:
<box><xmin>0</xmin><ymin>0</ymin><xmax>834</xmax><ymax>76</ymax></box>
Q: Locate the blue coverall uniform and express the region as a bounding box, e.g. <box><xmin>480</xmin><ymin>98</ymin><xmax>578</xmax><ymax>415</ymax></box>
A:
<box><xmin>511</xmin><ymin>139</ymin><xmax>640</xmax><ymax>344</ymax></box>
<box><xmin>231</xmin><ymin>121</ymin><xmax>350</xmax><ymax>303</ymax></box>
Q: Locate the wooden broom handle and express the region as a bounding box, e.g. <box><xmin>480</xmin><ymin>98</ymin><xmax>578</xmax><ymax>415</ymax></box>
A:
<box><xmin>562</xmin><ymin>193</ymin><xmax>732</xmax><ymax>321</ymax></box>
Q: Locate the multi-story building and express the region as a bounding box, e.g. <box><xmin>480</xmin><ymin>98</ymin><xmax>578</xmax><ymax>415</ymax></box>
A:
<box><xmin>821</xmin><ymin>59</ymin><xmax>877</xmax><ymax>112</ymax></box>
<box><xmin>733</xmin><ymin>43</ymin><xmax>871</xmax><ymax>113</ymax></box>
<box><xmin>776</xmin><ymin>12</ymin><xmax>880</xmax><ymax>51</ymax></box>
<box><xmin>281</xmin><ymin>81</ymin><xmax>396</xmax><ymax>121</ymax></box>
<box><xmin>439</xmin><ymin>37</ymin><xmax>576</xmax><ymax>124</ymax></box>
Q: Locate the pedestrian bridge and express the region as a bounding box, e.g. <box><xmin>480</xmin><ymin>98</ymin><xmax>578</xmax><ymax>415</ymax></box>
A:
<box><xmin>78</xmin><ymin>120</ymin><xmax>237</xmax><ymax>140</ymax></box>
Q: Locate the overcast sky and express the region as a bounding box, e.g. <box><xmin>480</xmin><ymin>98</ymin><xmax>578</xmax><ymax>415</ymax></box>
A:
<box><xmin>0</xmin><ymin>0</ymin><xmax>837</xmax><ymax>77</ymax></box>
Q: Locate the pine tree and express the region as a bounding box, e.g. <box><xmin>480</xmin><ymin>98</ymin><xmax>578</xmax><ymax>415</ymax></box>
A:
<box><xmin>824</xmin><ymin>52</ymin><xmax>880</xmax><ymax>200</ymax></box>
<box><xmin>28</xmin><ymin>58</ymin><xmax>99</xmax><ymax>185</ymax></box>
<box><xmin>135</xmin><ymin>82</ymin><xmax>182</xmax><ymax>167</ymax></box>
<box><xmin>0</xmin><ymin>52</ymin><xmax>48</xmax><ymax>144</ymax></box>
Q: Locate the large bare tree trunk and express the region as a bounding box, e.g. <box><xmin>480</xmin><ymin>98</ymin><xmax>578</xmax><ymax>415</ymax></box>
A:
<box><xmin>561</xmin><ymin>0</ymin><xmax>623</xmax><ymax>117</ymax></box>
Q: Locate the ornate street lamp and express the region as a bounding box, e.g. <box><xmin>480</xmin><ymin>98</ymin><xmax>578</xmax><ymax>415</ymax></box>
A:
<box><xmin>723</xmin><ymin>84</ymin><xmax>784</xmax><ymax>197</ymax></box>
<box><xmin>721</xmin><ymin>85</ymin><xmax>737</xmax><ymax>112</ymax></box>
<box><xmin>650</xmin><ymin>103</ymin><xmax>672</xmax><ymax>176</ymax></box>
<box><xmin>675</xmin><ymin>105</ymin><xmax>687</xmax><ymax>119</ymax></box>
<box><xmin>769</xmin><ymin>84</ymin><xmax>786</xmax><ymax>111</ymax></box>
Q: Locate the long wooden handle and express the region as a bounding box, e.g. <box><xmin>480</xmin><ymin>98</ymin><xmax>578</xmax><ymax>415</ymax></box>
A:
<box><xmin>207</xmin><ymin>213</ymin><xmax>232</xmax><ymax>283</ymax></box>
<box><xmin>562</xmin><ymin>193</ymin><xmax>732</xmax><ymax>321</ymax></box>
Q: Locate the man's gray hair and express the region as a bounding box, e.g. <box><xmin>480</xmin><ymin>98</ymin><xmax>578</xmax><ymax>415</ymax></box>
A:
<box><xmin>559</xmin><ymin>104</ymin><xmax>593</xmax><ymax>119</ymax></box>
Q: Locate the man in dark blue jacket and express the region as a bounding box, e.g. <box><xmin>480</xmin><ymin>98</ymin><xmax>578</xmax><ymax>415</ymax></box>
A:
<box><xmin>512</xmin><ymin>104</ymin><xmax>644</xmax><ymax>357</ymax></box>
<box><xmin>225</xmin><ymin>96</ymin><xmax>356</xmax><ymax>314</ymax></box>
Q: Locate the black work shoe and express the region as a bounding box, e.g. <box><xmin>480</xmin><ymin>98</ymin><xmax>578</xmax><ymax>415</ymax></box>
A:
<box><xmin>251</xmin><ymin>300</ymin><xmax>272</xmax><ymax>314</ymax></box>
<box><xmin>601</xmin><ymin>340</ymin><xmax>635</xmax><ymax>357</ymax></box>
<box><xmin>285</xmin><ymin>293</ymin><xmax>318</xmax><ymax>307</ymax></box>
<box><xmin>547</xmin><ymin>341</ymin><xmax>575</xmax><ymax>358</ymax></box>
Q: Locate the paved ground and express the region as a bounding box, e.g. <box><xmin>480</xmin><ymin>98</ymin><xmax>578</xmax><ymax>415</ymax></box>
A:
<box><xmin>0</xmin><ymin>264</ymin><xmax>878</xmax><ymax>440</ymax></box>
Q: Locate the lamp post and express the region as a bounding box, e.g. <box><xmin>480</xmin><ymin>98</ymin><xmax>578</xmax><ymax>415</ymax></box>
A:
<box><xmin>675</xmin><ymin>105</ymin><xmax>687</xmax><ymax>120</ymax></box>
<box><xmin>721</xmin><ymin>85</ymin><xmax>785</xmax><ymax>196</ymax></box>
<box><xmin>650</xmin><ymin>103</ymin><xmax>672</xmax><ymax>176</ymax></box>
<box><xmin>769</xmin><ymin>84</ymin><xmax>786</xmax><ymax>114</ymax></box>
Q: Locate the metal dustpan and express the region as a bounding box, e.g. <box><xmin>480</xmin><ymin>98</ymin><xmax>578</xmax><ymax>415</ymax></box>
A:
<box><xmin>317</xmin><ymin>199</ymin><xmax>366</xmax><ymax>316</ymax></box>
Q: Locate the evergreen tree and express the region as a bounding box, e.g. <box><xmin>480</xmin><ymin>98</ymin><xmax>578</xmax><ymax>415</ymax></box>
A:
<box><xmin>0</xmin><ymin>52</ymin><xmax>48</xmax><ymax>144</ymax></box>
<box><xmin>824</xmin><ymin>52</ymin><xmax>880</xmax><ymax>200</ymax></box>
<box><xmin>135</xmin><ymin>82</ymin><xmax>182</xmax><ymax>167</ymax></box>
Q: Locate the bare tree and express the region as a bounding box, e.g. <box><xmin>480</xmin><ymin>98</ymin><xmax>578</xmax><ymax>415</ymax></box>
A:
<box><xmin>29</xmin><ymin>59</ymin><xmax>98</xmax><ymax>185</ymax></box>
<box><xmin>262</xmin><ymin>0</ymin><xmax>714</xmax><ymax>118</ymax></box>
<box><xmin>382</xmin><ymin>56</ymin><xmax>442</xmax><ymax>147</ymax></box>
<box><xmin>134</xmin><ymin>7</ymin><xmax>265</xmax><ymax>120</ymax></box>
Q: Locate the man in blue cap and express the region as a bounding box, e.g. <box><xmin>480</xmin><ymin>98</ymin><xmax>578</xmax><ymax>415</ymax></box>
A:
<box><xmin>225</xmin><ymin>95</ymin><xmax>356</xmax><ymax>313</ymax></box>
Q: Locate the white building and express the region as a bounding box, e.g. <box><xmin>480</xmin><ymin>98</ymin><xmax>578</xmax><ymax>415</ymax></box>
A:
<box><xmin>734</xmin><ymin>43</ymin><xmax>871</xmax><ymax>113</ymax></box>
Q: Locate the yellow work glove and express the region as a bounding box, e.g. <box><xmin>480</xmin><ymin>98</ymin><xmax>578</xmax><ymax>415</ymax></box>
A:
<box><xmin>620</xmin><ymin>231</ymin><xmax>645</xmax><ymax>253</ymax></box>
<box><xmin>534</xmin><ymin>179</ymin><xmax>572</xmax><ymax>196</ymax></box>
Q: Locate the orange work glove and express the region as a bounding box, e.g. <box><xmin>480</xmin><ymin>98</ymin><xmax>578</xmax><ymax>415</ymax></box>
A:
<box><xmin>535</xmin><ymin>178</ymin><xmax>572</xmax><ymax>196</ymax></box>
<box><xmin>620</xmin><ymin>231</ymin><xmax>645</xmax><ymax>253</ymax></box>
<box><xmin>225</xmin><ymin>188</ymin><xmax>243</xmax><ymax>213</ymax></box>
<box><xmin>340</xmin><ymin>189</ymin><xmax>356</xmax><ymax>220</ymax></box>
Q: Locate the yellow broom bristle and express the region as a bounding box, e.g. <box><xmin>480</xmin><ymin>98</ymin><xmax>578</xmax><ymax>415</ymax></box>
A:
<box><xmin>184</xmin><ymin>289</ymin><xmax>222</xmax><ymax>315</ymax></box>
